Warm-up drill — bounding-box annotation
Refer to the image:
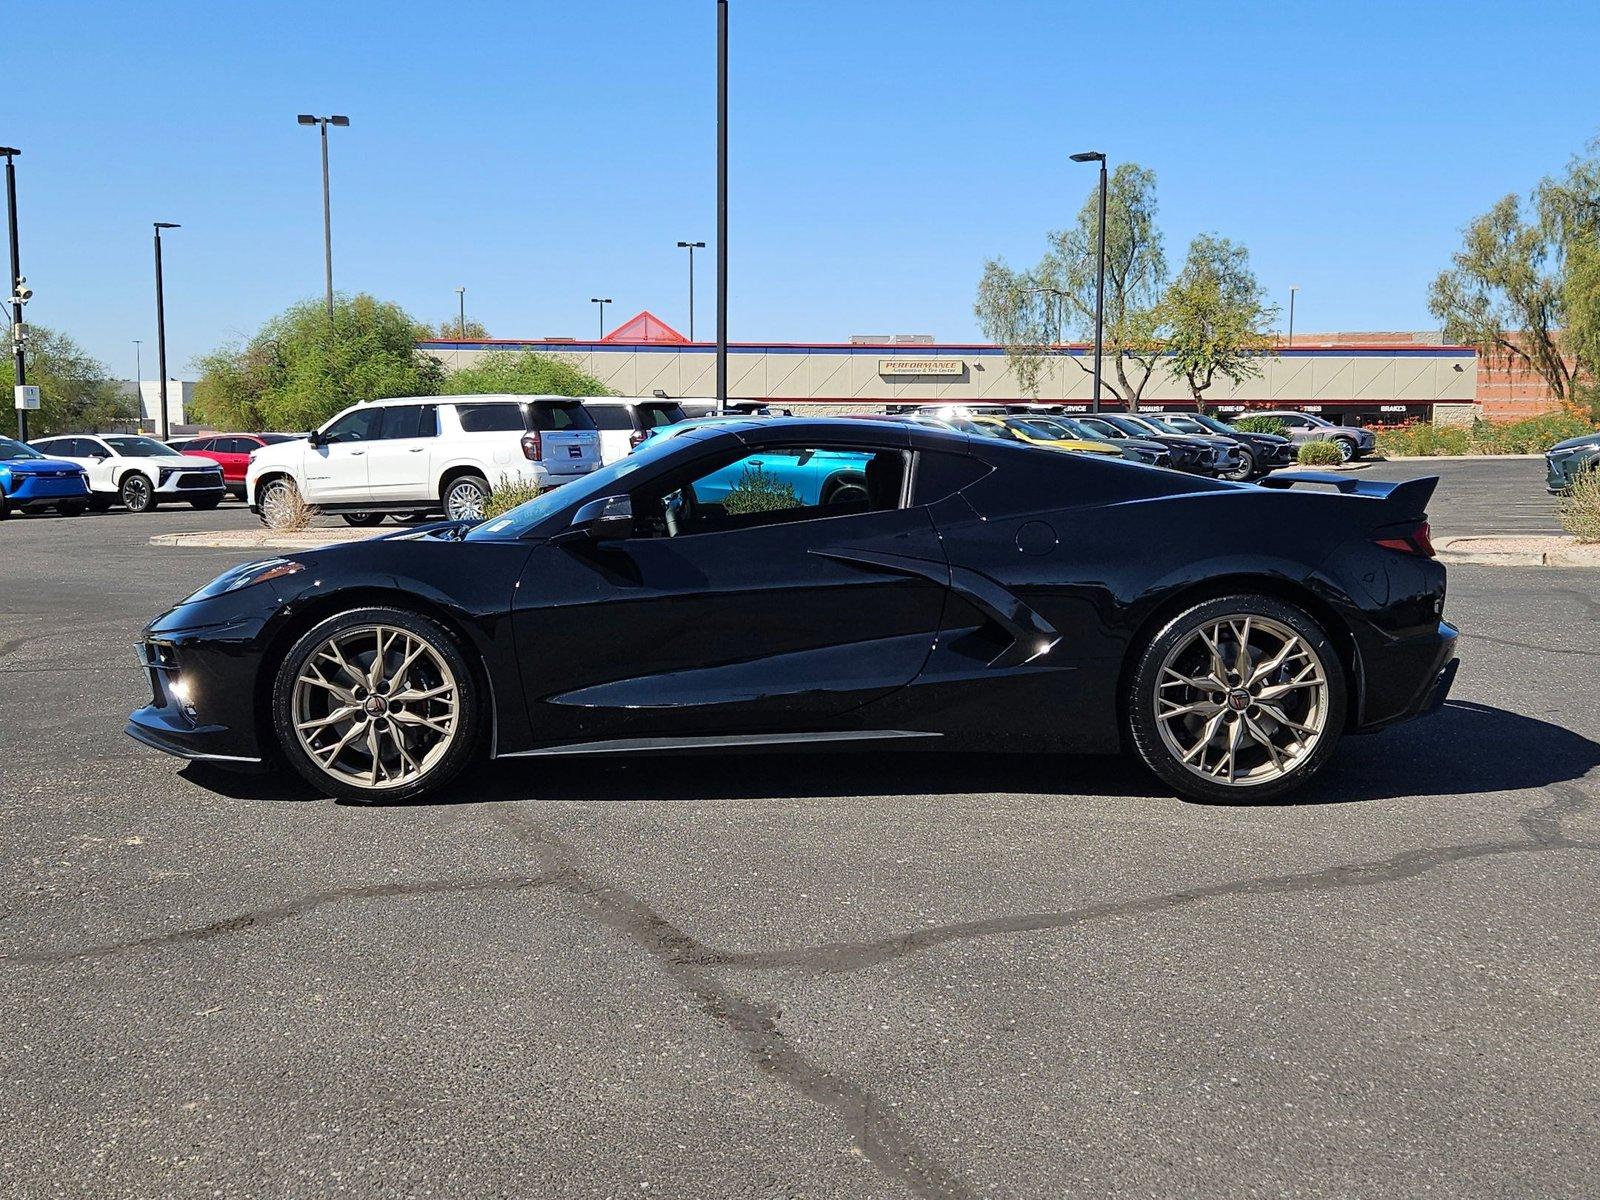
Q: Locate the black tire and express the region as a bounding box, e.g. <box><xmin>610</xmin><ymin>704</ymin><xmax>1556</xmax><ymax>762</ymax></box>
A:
<box><xmin>190</xmin><ymin>496</ymin><xmax>222</xmax><ymax>511</ymax></box>
<box><xmin>119</xmin><ymin>472</ymin><xmax>157</xmax><ymax>513</ymax></box>
<box><xmin>341</xmin><ymin>512</ymin><xmax>387</xmax><ymax>527</ymax></box>
<box><xmin>396</xmin><ymin>511</ymin><xmax>436</xmax><ymax>524</ymax></box>
<box><xmin>271</xmin><ymin>606</ymin><xmax>481</xmax><ymax>803</ymax></box>
<box><xmin>57</xmin><ymin>501</ymin><xmax>87</xmax><ymax>517</ymax></box>
<box><xmin>0</xmin><ymin>487</ymin><xmax>9</xmax><ymax>520</ymax></box>
<box><xmin>88</xmin><ymin>493</ymin><xmax>113</xmax><ymax>512</ymax></box>
<box><xmin>1125</xmin><ymin>594</ymin><xmax>1347</xmax><ymax>804</ymax></box>
<box><xmin>1221</xmin><ymin>447</ymin><xmax>1256</xmax><ymax>482</ymax></box>
<box><xmin>1332</xmin><ymin>437</ymin><xmax>1356</xmax><ymax>463</ymax></box>
<box><xmin>442</xmin><ymin>474</ymin><xmax>491</xmax><ymax>521</ymax></box>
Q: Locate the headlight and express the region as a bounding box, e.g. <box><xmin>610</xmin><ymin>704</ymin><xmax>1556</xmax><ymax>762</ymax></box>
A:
<box><xmin>158</xmin><ymin>467</ymin><xmax>174</xmax><ymax>484</ymax></box>
<box><xmin>181</xmin><ymin>558</ymin><xmax>305</xmax><ymax>604</ymax></box>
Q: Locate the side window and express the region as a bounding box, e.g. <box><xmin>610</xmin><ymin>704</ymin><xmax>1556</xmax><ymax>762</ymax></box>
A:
<box><xmin>912</xmin><ymin>451</ymin><xmax>991</xmax><ymax>505</ymax></box>
<box><xmin>189</xmin><ymin>438</ymin><xmax>217</xmax><ymax>452</ymax></box>
<box><xmin>84</xmin><ymin>439</ymin><xmax>113</xmax><ymax>457</ymax></box>
<box><xmin>456</xmin><ymin>403</ymin><xmax>525</xmax><ymax>433</ymax></box>
<box><xmin>378</xmin><ymin>405</ymin><xmax>438</xmax><ymax>440</ymax></box>
<box><xmin>635</xmin><ymin>445</ymin><xmax>907</xmax><ymax>538</ymax></box>
<box><xmin>587</xmin><ymin>406</ymin><xmax>635</xmax><ymax>431</ymax></box>
<box><xmin>221</xmin><ymin>437</ymin><xmax>253</xmax><ymax>454</ymax></box>
<box><xmin>321</xmin><ymin>408</ymin><xmax>383</xmax><ymax>444</ymax></box>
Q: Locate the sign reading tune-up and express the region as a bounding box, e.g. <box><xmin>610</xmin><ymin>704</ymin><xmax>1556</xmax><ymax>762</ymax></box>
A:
<box><xmin>878</xmin><ymin>358</ymin><xmax>965</xmax><ymax>377</ymax></box>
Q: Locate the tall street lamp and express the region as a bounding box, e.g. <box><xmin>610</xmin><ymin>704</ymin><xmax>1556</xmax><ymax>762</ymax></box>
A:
<box><xmin>676</xmin><ymin>240</ymin><xmax>705</xmax><ymax>340</ymax></box>
<box><xmin>133</xmin><ymin>340</ymin><xmax>143</xmax><ymax>424</ymax></box>
<box><xmin>2</xmin><ymin>146</ymin><xmax>29</xmax><ymax>440</ymax></box>
<box><xmin>590</xmin><ymin>297</ymin><xmax>612</xmax><ymax>339</ymax></box>
<box><xmin>1070</xmin><ymin>151</ymin><xmax>1108</xmax><ymax>413</ymax></box>
<box><xmin>296</xmin><ymin>114</ymin><xmax>349</xmax><ymax>319</ymax></box>
<box><xmin>153</xmin><ymin>223</ymin><xmax>180</xmax><ymax>441</ymax></box>
<box><xmin>455</xmin><ymin>286</ymin><xmax>466</xmax><ymax>339</ymax></box>
<box><xmin>715</xmin><ymin>0</ymin><xmax>729</xmax><ymax>414</ymax></box>
<box><xmin>1287</xmin><ymin>285</ymin><xmax>1300</xmax><ymax>346</ymax></box>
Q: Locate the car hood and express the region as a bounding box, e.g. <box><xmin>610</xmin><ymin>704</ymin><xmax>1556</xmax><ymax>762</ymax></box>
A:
<box><xmin>1548</xmin><ymin>432</ymin><xmax>1600</xmax><ymax>453</ymax></box>
<box><xmin>1</xmin><ymin>456</ymin><xmax>82</xmax><ymax>474</ymax></box>
<box><xmin>158</xmin><ymin>455</ymin><xmax>223</xmax><ymax>470</ymax></box>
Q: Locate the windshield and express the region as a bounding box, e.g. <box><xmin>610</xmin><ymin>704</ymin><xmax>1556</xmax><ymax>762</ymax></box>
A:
<box><xmin>465</xmin><ymin>433</ymin><xmax>689</xmax><ymax>541</ymax></box>
<box><xmin>104</xmin><ymin>435</ymin><xmax>182</xmax><ymax>458</ymax></box>
<box><xmin>1011</xmin><ymin>418</ymin><xmax>1073</xmax><ymax>440</ymax></box>
<box><xmin>1116</xmin><ymin>416</ymin><xmax>1164</xmax><ymax>436</ymax></box>
<box><xmin>1143</xmin><ymin>416</ymin><xmax>1193</xmax><ymax>436</ymax></box>
<box><xmin>1187</xmin><ymin>413</ymin><xmax>1237</xmax><ymax>435</ymax></box>
<box><xmin>0</xmin><ymin>437</ymin><xmax>44</xmax><ymax>461</ymax></box>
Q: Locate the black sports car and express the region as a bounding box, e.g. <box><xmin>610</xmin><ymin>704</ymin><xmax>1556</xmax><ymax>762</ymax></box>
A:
<box><xmin>128</xmin><ymin>417</ymin><xmax>1458</xmax><ymax>804</ymax></box>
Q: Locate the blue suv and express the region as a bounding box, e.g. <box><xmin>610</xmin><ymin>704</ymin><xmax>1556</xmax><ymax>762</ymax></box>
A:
<box><xmin>0</xmin><ymin>436</ymin><xmax>91</xmax><ymax>518</ymax></box>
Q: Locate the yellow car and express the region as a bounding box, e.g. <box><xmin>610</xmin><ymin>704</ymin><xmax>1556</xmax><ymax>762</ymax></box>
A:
<box><xmin>967</xmin><ymin>415</ymin><xmax>1124</xmax><ymax>457</ymax></box>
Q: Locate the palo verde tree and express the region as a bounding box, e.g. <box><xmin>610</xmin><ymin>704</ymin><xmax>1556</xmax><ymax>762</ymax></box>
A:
<box><xmin>1428</xmin><ymin>138</ymin><xmax>1600</xmax><ymax>410</ymax></box>
<box><xmin>1162</xmin><ymin>233</ymin><xmax>1277</xmax><ymax>409</ymax></box>
<box><xmin>435</xmin><ymin>317</ymin><xmax>491</xmax><ymax>340</ymax></box>
<box><xmin>975</xmin><ymin>163</ymin><xmax>1169</xmax><ymax>409</ymax></box>
<box><xmin>192</xmin><ymin>294</ymin><xmax>445</xmax><ymax>432</ymax></box>
<box><xmin>2</xmin><ymin>323</ymin><xmax>131</xmax><ymax>436</ymax></box>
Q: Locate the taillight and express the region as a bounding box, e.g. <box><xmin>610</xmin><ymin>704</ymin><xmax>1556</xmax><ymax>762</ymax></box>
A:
<box><xmin>1375</xmin><ymin>521</ymin><xmax>1434</xmax><ymax>557</ymax></box>
<box><xmin>520</xmin><ymin>432</ymin><xmax>542</xmax><ymax>461</ymax></box>
<box><xmin>628</xmin><ymin>429</ymin><xmax>647</xmax><ymax>450</ymax></box>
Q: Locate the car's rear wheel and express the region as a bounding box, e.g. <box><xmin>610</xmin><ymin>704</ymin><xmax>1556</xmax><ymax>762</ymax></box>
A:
<box><xmin>120</xmin><ymin>472</ymin><xmax>157</xmax><ymax>513</ymax></box>
<box><xmin>442</xmin><ymin>474</ymin><xmax>490</xmax><ymax>521</ymax></box>
<box><xmin>1221</xmin><ymin>447</ymin><xmax>1256</xmax><ymax>482</ymax></box>
<box><xmin>272</xmin><ymin>607</ymin><xmax>480</xmax><ymax>803</ymax></box>
<box><xmin>1126</xmin><ymin>594</ymin><xmax>1346</xmax><ymax>803</ymax></box>
<box><xmin>341</xmin><ymin>512</ymin><xmax>387</xmax><ymax>527</ymax></box>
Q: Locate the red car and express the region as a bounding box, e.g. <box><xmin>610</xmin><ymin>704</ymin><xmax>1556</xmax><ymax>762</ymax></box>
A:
<box><xmin>171</xmin><ymin>433</ymin><xmax>302</xmax><ymax>495</ymax></box>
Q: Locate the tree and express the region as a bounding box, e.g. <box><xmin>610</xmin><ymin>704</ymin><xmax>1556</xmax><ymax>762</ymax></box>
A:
<box><xmin>192</xmin><ymin>294</ymin><xmax>445</xmax><ymax>431</ymax></box>
<box><xmin>976</xmin><ymin>164</ymin><xmax>1169</xmax><ymax>409</ymax></box>
<box><xmin>445</xmin><ymin>350</ymin><xmax>610</xmax><ymax>396</ymax></box>
<box><xmin>1428</xmin><ymin>139</ymin><xmax>1600</xmax><ymax>406</ymax></box>
<box><xmin>2</xmin><ymin>324</ymin><xmax>131</xmax><ymax>436</ymax></box>
<box><xmin>435</xmin><ymin>317</ymin><xmax>490</xmax><ymax>340</ymax></box>
<box><xmin>1162</xmin><ymin>234</ymin><xmax>1277</xmax><ymax>408</ymax></box>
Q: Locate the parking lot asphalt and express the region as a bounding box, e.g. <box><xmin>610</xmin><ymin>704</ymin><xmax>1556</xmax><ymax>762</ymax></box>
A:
<box><xmin>2</xmin><ymin>461</ymin><xmax>1596</xmax><ymax>1199</ymax></box>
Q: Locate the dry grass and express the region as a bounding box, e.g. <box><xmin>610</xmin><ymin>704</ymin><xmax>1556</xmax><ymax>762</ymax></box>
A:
<box><xmin>261</xmin><ymin>480</ymin><xmax>318</xmax><ymax>532</ymax></box>
<box><xmin>1558</xmin><ymin>468</ymin><xmax>1600</xmax><ymax>543</ymax></box>
<box><xmin>484</xmin><ymin>473</ymin><xmax>543</xmax><ymax>519</ymax></box>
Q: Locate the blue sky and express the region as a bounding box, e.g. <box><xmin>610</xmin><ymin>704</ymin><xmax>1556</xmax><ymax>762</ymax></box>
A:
<box><xmin>9</xmin><ymin>0</ymin><xmax>1600</xmax><ymax>376</ymax></box>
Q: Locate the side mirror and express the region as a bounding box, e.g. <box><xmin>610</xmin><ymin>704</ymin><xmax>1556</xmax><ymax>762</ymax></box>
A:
<box><xmin>557</xmin><ymin>494</ymin><xmax>633</xmax><ymax>544</ymax></box>
<box><xmin>307</xmin><ymin>430</ymin><xmax>326</xmax><ymax>448</ymax></box>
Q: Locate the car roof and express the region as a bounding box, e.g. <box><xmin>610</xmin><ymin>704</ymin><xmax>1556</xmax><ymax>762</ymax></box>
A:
<box><xmin>356</xmin><ymin>394</ymin><xmax>592</xmax><ymax>407</ymax></box>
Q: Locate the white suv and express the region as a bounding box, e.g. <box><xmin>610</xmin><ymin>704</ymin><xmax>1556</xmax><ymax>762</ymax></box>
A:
<box><xmin>583</xmin><ymin>397</ymin><xmax>688</xmax><ymax>463</ymax></box>
<box><xmin>246</xmin><ymin>395</ymin><xmax>601</xmax><ymax>525</ymax></box>
<box><xmin>30</xmin><ymin>433</ymin><xmax>226</xmax><ymax>513</ymax></box>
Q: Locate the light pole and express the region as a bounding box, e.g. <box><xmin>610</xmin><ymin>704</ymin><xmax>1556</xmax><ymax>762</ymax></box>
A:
<box><xmin>133</xmin><ymin>340</ymin><xmax>143</xmax><ymax>424</ymax></box>
<box><xmin>715</xmin><ymin>0</ymin><xmax>729</xmax><ymax>414</ymax></box>
<box><xmin>1070</xmin><ymin>151</ymin><xmax>1108</xmax><ymax>413</ymax></box>
<box><xmin>677</xmin><ymin>240</ymin><xmax>705</xmax><ymax>340</ymax></box>
<box><xmin>153</xmin><ymin>223</ymin><xmax>180</xmax><ymax>441</ymax></box>
<box><xmin>455</xmin><ymin>286</ymin><xmax>466</xmax><ymax>339</ymax></box>
<box><xmin>590</xmin><ymin>297</ymin><xmax>612</xmax><ymax>339</ymax></box>
<box><xmin>1287</xmin><ymin>285</ymin><xmax>1299</xmax><ymax>346</ymax></box>
<box><xmin>2</xmin><ymin>147</ymin><xmax>29</xmax><ymax>440</ymax></box>
<box><xmin>296</xmin><ymin>114</ymin><xmax>349</xmax><ymax>320</ymax></box>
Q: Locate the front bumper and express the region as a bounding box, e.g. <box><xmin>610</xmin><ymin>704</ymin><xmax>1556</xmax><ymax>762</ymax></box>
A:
<box><xmin>156</xmin><ymin>468</ymin><xmax>226</xmax><ymax>497</ymax></box>
<box><xmin>6</xmin><ymin>472</ymin><xmax>90</xmax><ymax>505</ymax></box>
<box><xmin>1546</xmin><ymin>450</ymin><xmax>1595</xmax><ymax>493</ymax></box>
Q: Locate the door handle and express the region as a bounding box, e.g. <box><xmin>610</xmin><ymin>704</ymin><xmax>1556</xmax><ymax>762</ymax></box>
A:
<box><xmin>409</xmin><ymin>447</ymin><xmax>425</xmax><ymax>453</ymax></box>
<box><xmin>349</xmin><ymin>450</ymin><xmax>365</xmax><ymax>456</ymax></box>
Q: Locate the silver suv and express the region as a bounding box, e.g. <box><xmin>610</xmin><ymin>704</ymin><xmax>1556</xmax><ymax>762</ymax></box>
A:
<box><xmin>1254</xmin><ymin>410</ymin><xmax>1376</xmax><ymax>462</ymax></box>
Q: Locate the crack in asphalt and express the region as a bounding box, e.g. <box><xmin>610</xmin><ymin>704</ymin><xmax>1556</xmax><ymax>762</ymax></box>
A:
<box><xmin>694</xmin><ymin>783</ymin><xmax>1599</xmax><ymax>976</ymax></box>
<box><xmin>1459</xmin><ymin>631</ymin><xmax>1600</xmax><ymax>659</ymax></box>
<box><xmin>0</xmin><ymin>874</ymin><xmax>551</xmax><ymax>966</ymax></box>
<box><xmin>484</xmin><ymin>808</ymin><xmax>978</xmax><ymax>1200</ymax></box>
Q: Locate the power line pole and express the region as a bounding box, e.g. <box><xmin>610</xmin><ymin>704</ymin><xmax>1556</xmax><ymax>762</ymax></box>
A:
<box><xmin>715</xmin><ymin>0</ymin><xmax>729</xmax><ymax>414</ymax></box>
<box><xmin>3</xmin><ymin>148</ymin><xmax>28</xmax><ymax>440</ymax></box>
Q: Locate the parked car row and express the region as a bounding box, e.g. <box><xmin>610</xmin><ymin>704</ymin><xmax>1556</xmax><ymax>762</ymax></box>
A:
<box><xmin>26</xmin><ymin>433</ymin><xmax>225</xmax><ymax>513</ymax></box>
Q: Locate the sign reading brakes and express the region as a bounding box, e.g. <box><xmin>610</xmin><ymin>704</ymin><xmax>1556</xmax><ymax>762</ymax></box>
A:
<box><xmin>878</xmin><ymin>358</ymin><xmax>965</xmax><ymax>377</ymax></box>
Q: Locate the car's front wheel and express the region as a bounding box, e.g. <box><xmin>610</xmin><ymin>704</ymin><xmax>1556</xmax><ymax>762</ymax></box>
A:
<box><xmin>272</xmin><ymin>607</ymin><xmax>481</xmax><ymax>802</ymax></box>
<box><xmin>120</xmin><ymin>472</ymin><xmax>157</xmax><ymax>513</ymax></box>
<box><xmin>1125</xmin><ymin>594</ymin><xmax>1346</xmax><ymax>804</ymax></box>
<box><xmin>1332</xmin><ymin>437</ymin><xmax>1356</xmax><ymax>462</ymax></box>
<box><xmin>1221</xmin><ymin>447</ymin><xmax>1256</xmax><ymax>482</ymax></box>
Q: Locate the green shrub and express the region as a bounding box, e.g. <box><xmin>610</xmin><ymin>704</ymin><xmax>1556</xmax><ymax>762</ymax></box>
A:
<box><xmin>446</xmin><ymin>351</ymin><xmax>611</xmax><ymax>397</ymax></box>
<box><xmin>1375</xmin><ymin>412</ymin><xmax>1596</xmax><ymax>457</ymax></box>
<box><xmin>484</xmin><ymin>472</ymin><xmax>542</xmax><ymax>519</ymax></box>
<box><xmin>1558</xmin><ymin>468</ymin><xmax>1600</xmax><ymax>543</ymax></box>
<box><xmin>1231</xmin><ymin>415</ymin><xmax>1287</xmax><ymax>436</ymax></box>
<box><xmin>1295</xmin><ymin>440</ymin><xmax>1345</xmax><ymax>466</ymax></box>
<box><xmin>723</xmin><ymin>464</ymin><xmax>799</xmax><ymax>515</ymax></box>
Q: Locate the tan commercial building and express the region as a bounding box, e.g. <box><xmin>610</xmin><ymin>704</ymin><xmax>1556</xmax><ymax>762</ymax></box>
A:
<box><xmin>422</xmin><ymin>311</ymin><xmax>1481</xmax><ymax>426</ymax></box>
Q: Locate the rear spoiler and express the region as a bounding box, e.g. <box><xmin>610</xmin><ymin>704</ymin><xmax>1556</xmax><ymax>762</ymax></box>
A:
<box><xmin>1256</xmin><ymin>471</ymin><xmax>1438</xmax><ymax>515</ymax></box>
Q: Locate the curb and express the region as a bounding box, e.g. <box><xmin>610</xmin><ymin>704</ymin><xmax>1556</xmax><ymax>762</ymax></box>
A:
<box><xmin>1434</xmin><ymin>535</ymin><xmax>1600</xmax><ymax>568</ymax></box>
<box><xmin>150</xmin><ymin>528</ymin><xmax>389</xmax><ymax>550</ymax></box>
<box><xmin>1381</xmin><ymin>453</ymin><xmax>1544</xmax><ymax>462</ymax></box>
